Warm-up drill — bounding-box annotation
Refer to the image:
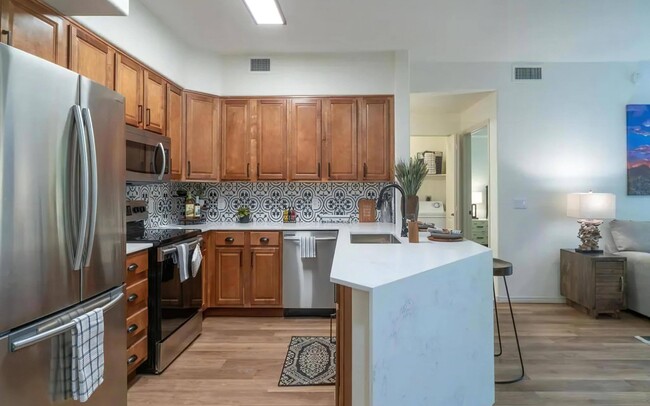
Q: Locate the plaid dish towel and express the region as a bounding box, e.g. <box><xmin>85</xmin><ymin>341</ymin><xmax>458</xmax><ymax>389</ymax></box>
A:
<box><xmin>71</xmin><ymin>308</ymin><xmax>105</xmax><ymax>403</ymax></box>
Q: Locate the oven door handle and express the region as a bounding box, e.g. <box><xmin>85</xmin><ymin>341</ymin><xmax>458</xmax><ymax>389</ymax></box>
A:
<box><xmin>157</xmin><ymin>235</ymin><xmax>203</xmax><ymax>262</ymax></box>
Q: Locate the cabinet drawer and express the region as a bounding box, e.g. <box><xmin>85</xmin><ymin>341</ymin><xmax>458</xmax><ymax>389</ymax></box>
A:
<box><xmin>126</xmin><ymin>307</ymin><xmax>148</xmax><ymax>347</ymax></box>
<box><xmin>250</xmin><ymin>232</ymin><xmax>280</xmax><ymax>246</ymax></box>
<box><xmin>127</xmin><ymin>334</ymin><xmax>148</xmax><ymax>374</ymax></box>
<box><xmin>126</xmin><ymin>278</ymin><xmax>148</xmax><ymax>314</ymax></box>
<box><xmin>595</xmin><ymin>261</ymin><xmax>625</xmax><ymax>271</ymax></box>
<box><xmin>214</xmin><ymin>232</ymin><xmax>245</xmax><ymax>246</ymax></box>
<box><xmin>126</xmin><ymin>251</ymin><xmax>149</xmax><ymax>285</ymax></box>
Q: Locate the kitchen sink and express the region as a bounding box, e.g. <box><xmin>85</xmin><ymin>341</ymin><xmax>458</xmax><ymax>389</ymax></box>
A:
<box><xmin>349</xmin><ymin>233</ymin><xmax>401</xmax><ymax>244</ymax></box>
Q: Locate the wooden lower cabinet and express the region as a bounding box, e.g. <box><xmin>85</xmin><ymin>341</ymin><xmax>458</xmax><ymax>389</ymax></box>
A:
<box><xmin>214</xmin><ymin>247</ymin><xmax>245</xmax><ymax>307</ymax></box>
<box><xmin>250</xmin><ymin>247</ymin><xmax>282</xmax><ymax>307</ymax></box>
<box><xmin>209</xmin><ymin>231</ymin><xmax>282</xmax><ymax>309</ymax></box>
<box><xmin>336</xmin><ymin>284</ymin><xmax>352</xmax><ymax>406</ymax></box>
<box><xmin>125</xmin><ymin>250</ymin><xmax>149</xmax><ymax>374</ymax></box>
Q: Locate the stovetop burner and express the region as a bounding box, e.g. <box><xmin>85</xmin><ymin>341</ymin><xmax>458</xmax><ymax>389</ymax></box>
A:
<box><xmin>126</xmin><ymin>222</ymin><xmax>201</xmax><ymax>246</ymax></box>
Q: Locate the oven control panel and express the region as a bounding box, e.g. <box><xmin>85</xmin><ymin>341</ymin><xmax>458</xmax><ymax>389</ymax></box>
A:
<box><xmin>126</xmin><ymin>200</ymin><xmax>148</xmax><ymax>222</ymax></box>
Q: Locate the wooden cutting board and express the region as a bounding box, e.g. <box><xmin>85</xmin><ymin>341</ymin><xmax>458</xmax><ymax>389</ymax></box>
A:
<box><xmin>358</xmin><ymin>199</ymin><xmax>377</xmax><ymax>223</ymax></box>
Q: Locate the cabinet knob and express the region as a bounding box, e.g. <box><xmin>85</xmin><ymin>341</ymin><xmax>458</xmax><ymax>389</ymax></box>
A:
<box><xmin>260</xmin><ymin>237</ymin><xmax>269</xmax><ymax>244</ymax></box>
<box><xmin>225</xmin><ymin>237</ymin><xmax>235</xmax><ymax>243</ymax></box>
<box><xmin>127</xmin><ymin>263</ymin><xmax>138</xmax><ymax>272</ymax></box>
<box><xmin>127</xmin><ymin>355</ymin><xmax>138</xmax><ymax>365</ymax></box>
<box><xmin>127</xmin><ymin>293</ymin><xmax>138</xmax><ymax>302</ymax></box>
<box><xmin>127</xmin><ymin>324</ymin><xmax>138</xmax><ymax>334</ymax></box>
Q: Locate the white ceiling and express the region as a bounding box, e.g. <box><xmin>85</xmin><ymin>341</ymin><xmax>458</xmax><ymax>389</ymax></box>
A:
<box><xmin>410</xmin><ymin>92</ymin><xmax>492</xmax><ymax>115</ymax></box>
<box><xmin>140</xmin><ymin>0</ymin><xmax>650</xmax><ymax>62</ymax></box>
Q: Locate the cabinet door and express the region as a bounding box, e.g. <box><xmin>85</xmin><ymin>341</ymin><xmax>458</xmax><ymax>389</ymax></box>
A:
<box><xmin>114</xmin><ymin>53</ymin><xmax>143</xmax><ymax>128</ymax></box>
<box><xmin>249</xmin><ymin>247</ymin><xmax>282</xmax><ymax>307</ymax></box>
<box><xmin>324</xmin><ymin>98</ymin><xmax>358</xmax><ymax>180</ymax></box>
<box><xmin>167</xmin><ymin>84</ymin><xmax>183</xmax><ymax>179</ymax></box>
<box><xmin>213</xmin><ymin>247</ymin><xmax>245</xmax><ymax>307</ymax></box>
<box><xmin>359</xmin><ymin>97</ymin><xmax>392</xmax><ymax>181</ymax></box>
<box><xmin>221</xmin><ymin>99</ymin><xmax>251</xmax><ymax>180</ymax></box>
<box><xmin>185</xmin><ymin>92</ymin><xmax>218</xmax><ymax>180</ymax></box>
<box><xmin>595</xmin><ymin>264</ymin><xmax>625</xmax><ymax>312</ymax></box>
<box><xmin>0</xmin><ymin>0</ymin><xmax>67</xmax><ymax>66</ymax></box>
<box><xmin>68</xmin><ymin>26</ymin><xmax>114</xmax><ymax>88</ymax></box>
<box><xmin>256</xmin><ymin>99</ymin><xmax>287</xmax><ymax>180</ymax></box>
<box><xmin>289</xmin><ymin>98</ymin><xmax>322</xmax><ymax>181</ymax></box>
<box><xmin>143</xmin><ymin>70</ymin><xmax>166</xmax><ymax>134</ymax></box>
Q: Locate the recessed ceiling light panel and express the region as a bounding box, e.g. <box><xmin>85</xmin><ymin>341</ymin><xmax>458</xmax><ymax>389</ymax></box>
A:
<box><xmin>243</xmin><ymin>0</ymin><xmax>286</xmax><ymax>25</ymax></box>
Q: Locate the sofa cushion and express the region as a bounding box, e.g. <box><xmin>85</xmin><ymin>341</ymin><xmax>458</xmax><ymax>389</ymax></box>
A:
<box><xmin>610</xmin><ymin>220</ymin><xmax>650</xmax><ymax>253</ymax></box>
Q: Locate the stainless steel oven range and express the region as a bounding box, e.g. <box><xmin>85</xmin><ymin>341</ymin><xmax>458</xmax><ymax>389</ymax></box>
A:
<box><xmin>126</xmin><ymin>200</ymin><xmax>203</xmax><ymax>374</ymax></box>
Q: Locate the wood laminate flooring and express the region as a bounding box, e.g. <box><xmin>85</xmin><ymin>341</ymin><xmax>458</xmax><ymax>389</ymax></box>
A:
<box><xmin>128</xmin><ymin>304</ymin><xmax>650</xmax><ymax>406</ymax></box>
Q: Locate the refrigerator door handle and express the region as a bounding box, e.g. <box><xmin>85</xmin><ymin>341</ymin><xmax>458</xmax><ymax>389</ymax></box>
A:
<box><xmin>9</xmin><ymin>292</ymin><xmax>124</xmax><ymax>352</ymax></box>
<box><xmin>157</xmin><ymin>142</ymin><xmax>166</xmax><ymax>181</ymax></box>
<box><xmin>72</xmin><ymin>105</ymin><xmax>90</xmax><ymax>272</ymax></box>
<box><xmin>81</xmin><ymin>108</ymin><xmax>98</xmax><ymax>267</ymax></box>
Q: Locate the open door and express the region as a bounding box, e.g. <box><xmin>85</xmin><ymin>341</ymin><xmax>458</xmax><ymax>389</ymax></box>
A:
<box><xmin>457</xmin><ymin>132</ymin><xmax>473</xmax><ymax>235</ymax></box>
<box><xmin>445</xmin><ymin>134</ymin><xmax>458</xmax><ymax>229</ymax></box>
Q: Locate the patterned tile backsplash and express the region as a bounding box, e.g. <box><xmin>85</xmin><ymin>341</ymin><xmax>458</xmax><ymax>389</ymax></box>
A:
<box><xmin>126</xmin><ymin>182</ymin><xmax>390</xmax><ymax>227</ymax></box>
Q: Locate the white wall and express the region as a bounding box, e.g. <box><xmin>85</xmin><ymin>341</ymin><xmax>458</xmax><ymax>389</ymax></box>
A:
<box><xmin>412</xmin><ymin>61</ymin><xmax>650</xmax><ymax>302</ymax></box>
<box><xmin>410</xmin><ymin>112</ymin><xmax>460</xmax><ymax>135</ymax></box>
<box><xmin>218</xmin><ymin>52</ymin><xmax>396</xmax><ymax>96</ymax></box>
<box><xmin>74</xmin><ymin>0</ymin><xmax>222</xmax><ymax>92</ymax></box>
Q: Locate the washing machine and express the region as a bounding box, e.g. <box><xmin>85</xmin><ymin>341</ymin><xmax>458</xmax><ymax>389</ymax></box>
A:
<box><xmin>418</xmin><ymin>200</ymin><xmax>446</xmax><ymax>228</ymax></box>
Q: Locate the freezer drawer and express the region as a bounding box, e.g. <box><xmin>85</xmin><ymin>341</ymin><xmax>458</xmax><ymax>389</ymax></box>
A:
<box><xmin>0</xmin><ymin>286</ymin><xmax>127</xmax><ymax>405</ymax></box>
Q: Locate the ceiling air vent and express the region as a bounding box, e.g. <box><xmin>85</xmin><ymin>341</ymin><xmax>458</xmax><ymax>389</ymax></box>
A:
<box><xmin>513</xmin><ymin>66</ymin><xmax>542</xmax><ymax>81</ymax></box>
<box><xmin>250</xmin><ymin>58</ymin><xmax>271</xmax><ymax>72</ymax></box>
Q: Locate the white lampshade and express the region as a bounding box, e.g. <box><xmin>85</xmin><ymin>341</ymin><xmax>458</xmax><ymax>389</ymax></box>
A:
<box><xmin>567</xmin><ymin>192</ymin><xmax>616</xmax><ymax>219</ymax></box>
<box><xmin>472</xmin><ymin>191</ymin><xmax>484</xmax><ymax>204</ymax></box>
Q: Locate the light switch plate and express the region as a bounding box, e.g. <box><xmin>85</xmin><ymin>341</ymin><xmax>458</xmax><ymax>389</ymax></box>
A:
<box><xmin>513</xmin><ymin>199</ymin><xmax>527</xmax><ymax>209</ymax></box>
<box><xmin>217</xmin><ymin>197</ymin><xmax>226</xmax><ymax>210</ymax></box>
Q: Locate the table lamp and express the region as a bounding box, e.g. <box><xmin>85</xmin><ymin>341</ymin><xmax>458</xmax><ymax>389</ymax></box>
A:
<box><xmin>566</xmin><ymin>191</ymin><xmax>616</xmax><ymax>253</ymax></box>
<box><xmin>471</xmin><ymin>191</ymin><xmax>483</xmax><ymax>219</ymax></box>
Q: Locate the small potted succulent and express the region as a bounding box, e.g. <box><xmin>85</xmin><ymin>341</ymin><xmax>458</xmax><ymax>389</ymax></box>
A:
<box><xmin>237</xmin><ymin>206</ymin><xmax>251</xmax><ymax>223</ymax></box>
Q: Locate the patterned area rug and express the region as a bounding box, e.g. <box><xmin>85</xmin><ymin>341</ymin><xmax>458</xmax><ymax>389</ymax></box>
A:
<box><xmin>278</xmin><ymin>336</ymin><xmax>336</xmax><ymax>386</ymax></box>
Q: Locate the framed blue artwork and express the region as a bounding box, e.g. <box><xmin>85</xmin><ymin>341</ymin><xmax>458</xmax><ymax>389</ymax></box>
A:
<box><xmin>627</xmin><ymin>105</ymin><xmax>650</xmax><ymax>195</ymax></box>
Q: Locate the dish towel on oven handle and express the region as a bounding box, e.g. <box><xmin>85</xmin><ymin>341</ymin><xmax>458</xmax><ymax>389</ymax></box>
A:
<box><xmin>191</xmin><ymin>246</ymin><xmax>202</xmax><ymax>278</ymax></box>
<box><xmin>71</xmin><ymin>308</ymin><xmax>104</xmax><ymax>403</ymax></box>
<box><xmin>176</xmin><ymin>243</ymin><xmax>190</xmax><ymax>282</ymax></box>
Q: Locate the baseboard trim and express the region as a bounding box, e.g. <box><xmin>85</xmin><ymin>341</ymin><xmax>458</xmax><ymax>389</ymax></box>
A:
<box><xmin>496</xmin><ymin>296</ymin><xmax>566</xmax><ymax>304</ymax></box>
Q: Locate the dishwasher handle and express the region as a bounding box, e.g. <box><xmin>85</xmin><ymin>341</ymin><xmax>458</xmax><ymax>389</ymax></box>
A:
<box><xmin>283</xmin><ymin>236</ymin><xmax>337</xmax><ymax>242</ymax></box>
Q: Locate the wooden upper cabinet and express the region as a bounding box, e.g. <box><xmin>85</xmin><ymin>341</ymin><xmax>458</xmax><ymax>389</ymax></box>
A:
<box><xmin>213</xmin><ymin>247</ymin><xmax>245</xmax><ymax>307</ymax></box>
<box><xmin>68</xmin><ymin>26</ymin><xmax>114</xmax><ymax>88</ymax></box>
<box><xmin>185</xmin><ymin>92</ymin><xmax>218</xmax><ymax>180</ymax></box>
<box><xmin>256</xmin><ymin>99</ymin><xmax>287</xmax><ymax>180</ymax></box>
<box><xmin>143</xmin><ymin>70</ymin><xmax>166</xmax><ymax>134</ymax></box>
<box><xmin>221</xmin><ymin>99</ymin><xmax>251</xmax><ymax>181</ymax></box>
<box><xmin>249</xmin><ymin>247</ymin><xmax>282</xmax><ymax>307</ymax></box>
<box><xmin>115</xmin><ymin>53</ymin><xmax>143</xmax><ymax>127</ymax></box>
<box><xmin>289</xmin><ymin>98</ymin><xmax>322</xmax><ymax>181</ymax></box>
<box><xmin>167</xmin><ymin>84</ymin><xmax>183</xmax><ymax>179</ymax></box>
<box><xmin>359</xmin><ymin>97</ymin><xmax>393</xmax><ymax>181</ymax></box>
<box><xmin>324</xmin><ymin>98</ymin><xmax>358</xmax><ymax>181</ymax></box>
<box><xmin>0</xmin><ymin>0</ymin><xmax>68</xmax><ymax>66</ymax></box>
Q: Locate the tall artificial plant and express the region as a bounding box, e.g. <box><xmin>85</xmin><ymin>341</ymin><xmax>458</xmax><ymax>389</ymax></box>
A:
<box><xmin>395</xmin><ymin>157</ymin><xmax>429</xmax><ymax>196</ymax></box>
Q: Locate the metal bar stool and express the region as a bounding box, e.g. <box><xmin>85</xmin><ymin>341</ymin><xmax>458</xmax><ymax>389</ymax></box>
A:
<box><xmin>493</xmin><ymin>258</ymin><xmax>525</xmax><ymax>384</ymax></box>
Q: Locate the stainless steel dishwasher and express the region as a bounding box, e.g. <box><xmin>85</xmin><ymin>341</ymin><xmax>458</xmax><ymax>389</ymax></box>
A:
<box><xmin>283</xmin><ymin>231</ymin><xmax>338</xmax><ymax>317</ymax></box>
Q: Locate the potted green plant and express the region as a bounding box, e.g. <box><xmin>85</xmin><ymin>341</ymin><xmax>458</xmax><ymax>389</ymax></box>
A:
<box><xmin>237</xmin><ymin>206</ymin><xmax>251</xmax><ymax>223</ymax></box>
<box><xmin>395</xmin><ymin>157</ymin><xmax>429</xmax><ymax>220</ymax></box>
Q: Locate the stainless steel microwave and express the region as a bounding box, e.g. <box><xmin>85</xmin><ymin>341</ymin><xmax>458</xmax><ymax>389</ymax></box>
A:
<box><xmin>126</xmin><ymin>126</ymin><xmax>170</xmax><ymax>183</ymax></box>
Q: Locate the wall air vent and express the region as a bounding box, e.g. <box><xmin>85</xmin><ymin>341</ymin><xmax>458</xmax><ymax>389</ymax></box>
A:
<box><xmin>250</xmin><ymin>58</ymin><xmax>271</xmax><ymax>72</ymax></box>
<box><xmin>513</xmin><ymin>66</ymin><xmax>542</xmax><ymax>81</ymax></box>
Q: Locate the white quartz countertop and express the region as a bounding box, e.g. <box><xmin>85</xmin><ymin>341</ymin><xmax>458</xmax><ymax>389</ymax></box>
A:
<box><xmin>126</xmin><ymin>243</ymin><xmax>153</xmax><ymax>255</ymax></box>
<box><xmin>164</xmin><ymin>222</ymin><xmax>491</xmax><ymax>291</ymax></box>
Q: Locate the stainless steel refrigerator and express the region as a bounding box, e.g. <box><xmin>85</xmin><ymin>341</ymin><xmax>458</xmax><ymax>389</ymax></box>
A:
<box><xmin>0</xmin><ymin>43</ymin><xmax>127</xmax><ymax>405</ymax></box>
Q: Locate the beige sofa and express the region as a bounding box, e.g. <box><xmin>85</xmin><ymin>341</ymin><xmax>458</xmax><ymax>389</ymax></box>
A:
<box><xmin>601</xmin><ymin>220</ymin><xmax>650</xmax><ymax>318</ymax></box>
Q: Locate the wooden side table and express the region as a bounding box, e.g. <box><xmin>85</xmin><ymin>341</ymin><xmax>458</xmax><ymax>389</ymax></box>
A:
<box><xmin>560</xmin><ymin>249</ymin><xmax>627</xmax><ymax>318</ymax></box>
